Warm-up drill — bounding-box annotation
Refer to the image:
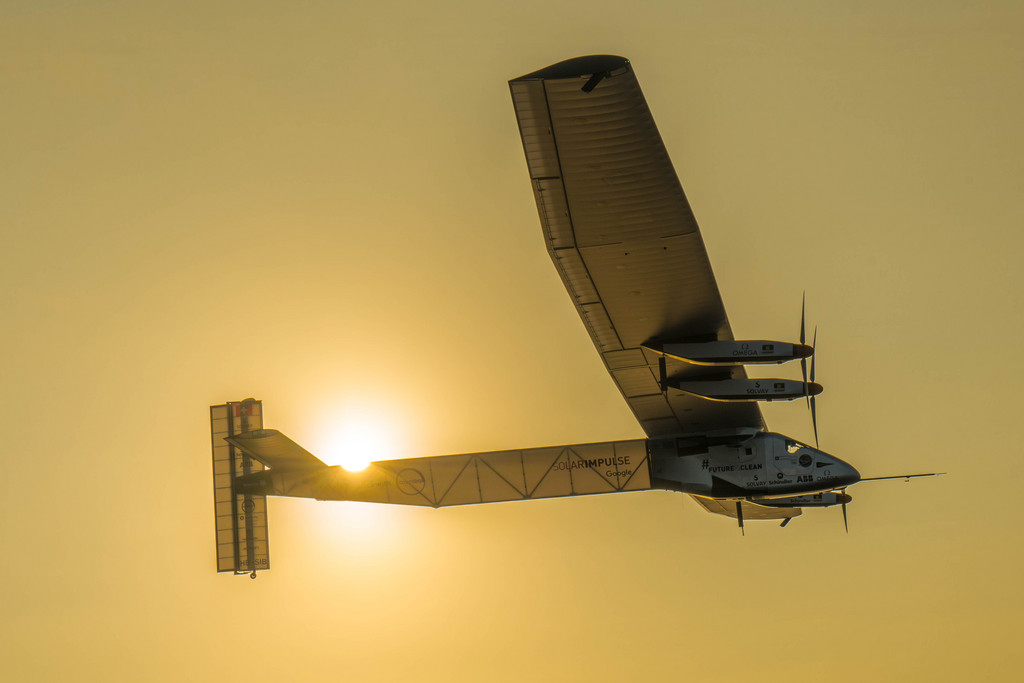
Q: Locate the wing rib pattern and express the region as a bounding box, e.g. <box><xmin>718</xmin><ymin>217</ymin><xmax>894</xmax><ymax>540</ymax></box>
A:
<box><xmin>510</xmin><ymin>56</ymin><xmax>764</xmax><ymax>437</ymax></box>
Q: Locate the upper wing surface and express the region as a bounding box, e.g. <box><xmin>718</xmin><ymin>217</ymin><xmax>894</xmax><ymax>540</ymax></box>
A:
<box><xmin>509</xmin><ymin>56</ymin><xmax>763</xmax><ymax>437</ymax></box>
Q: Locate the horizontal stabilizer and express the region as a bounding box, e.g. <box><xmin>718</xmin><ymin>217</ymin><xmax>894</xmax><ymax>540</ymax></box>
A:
<box><xmin>225</xmin><ymin>429</ymin><xmax>328</xmax><ymax>472</ymax></box>
<box><xmin>690</xmin><ymin>495</ymin><xmax>802</xmax><ymax>522</ymax></box>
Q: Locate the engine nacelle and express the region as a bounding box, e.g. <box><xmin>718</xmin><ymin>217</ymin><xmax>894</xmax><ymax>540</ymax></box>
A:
<box><xmin>644</xmin><ymin>340</ymin><xmax>813</xmax><ymax>366</ymax></box>
<box><xmin>670</xmin><ymin>378</ymin><xmax>822</xmax><ymax>402</ymax></box>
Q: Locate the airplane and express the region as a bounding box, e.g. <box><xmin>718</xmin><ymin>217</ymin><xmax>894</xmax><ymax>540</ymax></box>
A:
<box><xmin>209</xmin><ymin>56</ymin><xmax>942</xmax><ymax>577</ymax></box>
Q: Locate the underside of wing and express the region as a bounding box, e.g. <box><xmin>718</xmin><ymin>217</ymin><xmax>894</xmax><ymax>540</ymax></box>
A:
<box><xmin>225</xmin><ymin>429</ymin><xmax>327</xmax><ymax>471</ymax></box>
<box><xmin>509</xmin><ymin>56</ymin><xmax>763</xmax><ymax>438</ymax></box>
<box><xmin>690</xmin><ymin>495</ymin><xmax>802</xmax><ymax>522</ymax></box>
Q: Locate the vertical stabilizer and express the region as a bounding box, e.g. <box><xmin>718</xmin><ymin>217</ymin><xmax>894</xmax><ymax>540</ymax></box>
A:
<box><xmin>210</xmin><ymin>399</ymin><xmax>270</xmax><ymax>577</ymax></box>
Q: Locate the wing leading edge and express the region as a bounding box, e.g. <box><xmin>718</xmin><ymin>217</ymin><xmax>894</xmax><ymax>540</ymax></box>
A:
<box><xmin>509</xmin><ymin>56</ymin><xmax>764</xmax><ymax>438</ymax></box>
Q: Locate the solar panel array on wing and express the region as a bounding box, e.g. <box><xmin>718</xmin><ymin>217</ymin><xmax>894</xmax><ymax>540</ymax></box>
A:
<box><xmin>510</xmin><ymin>56</ymin><xmax>764</xmax><ymax>438</ymax></box>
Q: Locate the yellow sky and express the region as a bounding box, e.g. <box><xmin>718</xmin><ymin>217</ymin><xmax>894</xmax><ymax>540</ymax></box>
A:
<box><xmin>3</xmin><ymin>1</ymin><xmax>1023</xmax><ymax>680</ymax></box>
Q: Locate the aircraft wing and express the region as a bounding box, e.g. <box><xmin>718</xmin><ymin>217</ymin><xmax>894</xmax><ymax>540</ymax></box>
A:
<box><xmin>510</xmin><ymin>56</ymin><xmax>764</xmax><ymax>438</ymax></box>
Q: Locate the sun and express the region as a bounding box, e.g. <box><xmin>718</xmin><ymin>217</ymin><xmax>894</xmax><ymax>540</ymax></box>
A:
<box><xmin>317</xmin><ymin>409</ymin><xmax>405</xmax><ymax>472</ymax></box>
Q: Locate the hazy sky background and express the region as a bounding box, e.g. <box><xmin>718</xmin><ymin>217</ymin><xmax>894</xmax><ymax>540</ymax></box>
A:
<box><xmin>3</xmin><ymin>1</ymin><xmax>1023</xmax><ymax>680</ymax></box>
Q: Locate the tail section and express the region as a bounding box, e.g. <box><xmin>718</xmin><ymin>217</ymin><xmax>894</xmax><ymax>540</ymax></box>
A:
<box><xmin>210</xmin><ymin>399</ymin><xmax>270</xmax><ymax>578</ymax></box>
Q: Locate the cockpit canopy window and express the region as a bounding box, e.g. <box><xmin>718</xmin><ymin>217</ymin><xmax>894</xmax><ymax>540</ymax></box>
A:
<box><xmin>785</xmin><ymin>440</ymin><xmax>805</xmax><ymax>454</ymax></box>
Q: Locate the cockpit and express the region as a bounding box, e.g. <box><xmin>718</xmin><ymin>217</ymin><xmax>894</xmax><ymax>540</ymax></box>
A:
<box><xmin>785</xmin><ymin>439</ymin><xmax>805</xmax><ymax>454</ymax></box>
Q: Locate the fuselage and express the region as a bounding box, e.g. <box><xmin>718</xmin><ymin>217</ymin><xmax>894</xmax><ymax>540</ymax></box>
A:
<box><xmin>229</xmin><ymin>428</ymin><xmax>859</xmax><ymax>514</ymax></box>
<box><xmin>649</xmin><ymin>431</ymin><xmax>859</xmax><ymax>499</ymax></box>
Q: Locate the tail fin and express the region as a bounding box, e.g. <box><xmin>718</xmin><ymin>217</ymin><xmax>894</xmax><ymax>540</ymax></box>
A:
<box><xmin>210</xmin><ymin>399</ymin><xmax>270</xmax><ymax>578</ymax></box>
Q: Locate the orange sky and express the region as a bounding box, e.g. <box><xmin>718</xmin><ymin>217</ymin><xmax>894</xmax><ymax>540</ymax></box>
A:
<box><xmin>3</xmin><ymin>2</ymin><xmax>1023</xmax><ymax>680</ymax></box>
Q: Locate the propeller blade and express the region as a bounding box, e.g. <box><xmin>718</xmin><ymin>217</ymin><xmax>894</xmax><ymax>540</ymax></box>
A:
<box><xmin>800</xmin><ymin>292</ymin><xmax>806</xmax><ymax>346</ymax></box>
<box><xmin>811</xmin><ymin>396</ymin><xmax>819</xmax><ymax>448</ymax></box>
<box><xmin>810</xmin><ymin>327</ymin><xmax>817</xmax><ymax>383</ymax></box>
<box><xmin>835</xmin><ymin>489</ymin><xmax>851</xmax><ymax>536</ymax></box>
<box><xmin>809</xmin><ymin>327</ymin><xmax>818</xmax><ymax>446</ymax></box>
<box><xmin>800</xmin><ymin>294</ymin><xmax>808</xmax><ymax>400</ymax></box>
<box><xmin>801</xmin><ymin>358</ymin><xmax>809</xmax><ymax>410</ymax></box>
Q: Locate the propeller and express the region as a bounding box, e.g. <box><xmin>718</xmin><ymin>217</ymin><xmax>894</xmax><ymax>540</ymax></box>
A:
<box><xmin>798</xmin><ymin>295</ymin><xmax>820</xmax><ymax>447</ymax></box>
<box><xmin>837</xmin><ymin>488</ymin><xmax>852</xmax><ymax>533</ymax></box>
<box><xmin>809</xmin><ymin>327</ymin><xmax>818</xmax><ymax>447</ymax></box>
<box><xmin>799</xmin><ymin>293</ymin><xmax>808</xmax><ymax>387</ymax></box>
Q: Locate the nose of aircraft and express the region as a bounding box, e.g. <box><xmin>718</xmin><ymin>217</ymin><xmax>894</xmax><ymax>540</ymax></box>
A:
<box><xmin>842</xmin><ymin>461</ymin><xmax>861</xmax><ymax>486</ymax></box>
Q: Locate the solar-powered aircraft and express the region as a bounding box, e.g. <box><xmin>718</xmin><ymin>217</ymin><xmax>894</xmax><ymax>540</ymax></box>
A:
<box><xmin>210</xmin><ymin>56</ymin><xmax>940</xmax><ymax>577</ymax></box>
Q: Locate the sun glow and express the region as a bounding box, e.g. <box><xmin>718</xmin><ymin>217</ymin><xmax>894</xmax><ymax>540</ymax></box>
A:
<box><xmin>317</xmin><ymin>408</ymin><xmax>406</xmax><ymax>472</ymax></box>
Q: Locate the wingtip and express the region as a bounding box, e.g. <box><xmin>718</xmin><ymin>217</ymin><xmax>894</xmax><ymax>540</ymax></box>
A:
<box><xmin>510</xmin><ymin>55</ymin><xmax>631</xmax><ymax>82</ymax></box>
